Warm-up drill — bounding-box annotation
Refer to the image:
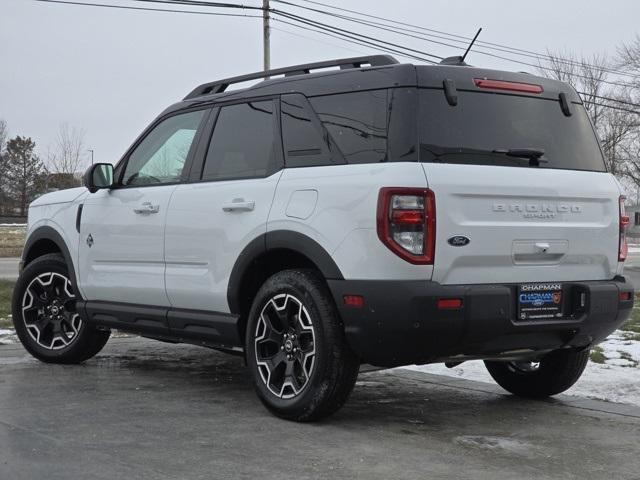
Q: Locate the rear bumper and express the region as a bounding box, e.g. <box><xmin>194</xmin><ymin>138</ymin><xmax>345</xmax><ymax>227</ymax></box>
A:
<box><xmin>328</xmin><ymin>277</ymin><xmax>634</xmax><ymax>367</ymax></box>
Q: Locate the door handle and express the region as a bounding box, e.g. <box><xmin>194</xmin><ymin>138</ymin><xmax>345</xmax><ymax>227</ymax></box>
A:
<box><xmin>134</xmin><ymin>202</ymin><xmax>160</xmax><ymax>214</ymax></box>
<box><xmin>222</xmin><ymin>199</ymin><xmax>255</xmax><ymax>212</ymax></box>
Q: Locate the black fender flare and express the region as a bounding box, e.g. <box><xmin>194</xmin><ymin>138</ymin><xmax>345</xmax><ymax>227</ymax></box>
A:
<box><xmin>226</xmin><ymin>230</ymin><xmax>344</xmax><ymax>314</ymax></box>
<box><xmin>22</xmin><ymin>226</ymin><xmax>79</xmax><ymax>292</ymax></box>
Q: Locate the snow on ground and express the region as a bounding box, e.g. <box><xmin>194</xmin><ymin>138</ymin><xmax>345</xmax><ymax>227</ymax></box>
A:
<box><xmin>0</xmin><ymin>326</ymin><xmax>17</xmax><ymax>345</ymax></box>
<box><xmin>405</xmin><ymin>330</ymin><xmax>640</xmax><ymax>407</ymax></box>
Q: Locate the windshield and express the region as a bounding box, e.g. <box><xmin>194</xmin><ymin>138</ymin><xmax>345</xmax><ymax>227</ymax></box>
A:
<box><xmin>418</xmin><ymin>89</ymin><xmax>606</xmax><ymax>172</ymax></box>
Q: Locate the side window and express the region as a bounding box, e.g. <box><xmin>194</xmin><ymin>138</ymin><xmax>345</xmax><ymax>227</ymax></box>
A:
<box><xmin>309</xmin><ymin>90</ymin><xmax>389</xmax><ymax>164</ymax></box>
<box><xmin>123</xmin><ymin>109</ymin><xmax>206</xmax><ymax>186</ymax></box>
<box><xmin>281</xmin><ymin>94</ymin><xmax>334</xmax><ymax>167</ymax></box>
<box><xmin>202</xmin><ymin>100</ymin><xmax>279</xmax><ymax>181</ymax></box>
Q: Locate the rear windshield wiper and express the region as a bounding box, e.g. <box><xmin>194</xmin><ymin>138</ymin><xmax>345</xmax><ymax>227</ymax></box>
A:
<box><xmin>492</xmin><ymin>148</ymin><xmax>548</xmax><ymax>167</ymax></box>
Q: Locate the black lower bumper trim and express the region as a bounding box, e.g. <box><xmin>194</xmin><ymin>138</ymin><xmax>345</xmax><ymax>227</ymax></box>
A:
<box><xmin>328</xmin><ymin>277</ymin><xmax>634</xmax><ymax>367</ymax></box>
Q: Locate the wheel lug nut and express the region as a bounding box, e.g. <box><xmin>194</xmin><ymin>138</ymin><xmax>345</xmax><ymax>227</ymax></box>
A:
<box><xmin>280</xmin><ymin>345</ymin><xmax>284</xmax><ymax>350</ymax></box>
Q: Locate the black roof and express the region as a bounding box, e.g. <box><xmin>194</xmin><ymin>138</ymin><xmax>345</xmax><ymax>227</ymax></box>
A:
<box><xmin>162</xmin><ymin>55</ymin><xmax>582</xmax><ymax>116</ymax></box>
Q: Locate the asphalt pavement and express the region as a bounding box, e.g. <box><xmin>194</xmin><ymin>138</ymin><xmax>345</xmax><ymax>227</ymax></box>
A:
<box><xmin>0</xmin><ymin>337</ymin><xmax>638</xmax><ymax>480</ymax></box>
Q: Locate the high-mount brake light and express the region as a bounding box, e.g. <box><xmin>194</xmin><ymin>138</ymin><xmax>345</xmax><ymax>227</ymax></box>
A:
<box><xmin>377</xmin><ymin>188</ymin><xmax>436</xmax><ymax>265</ymax></box>
<box><xmin>474</xmin><ymin>78</ymin><xmax>544</xmax><ymax>94</ymax></box>
<box><xmin>619</xmin><ymin>195</ymin><xmax>629</xmax><ymax>262</ymax></box>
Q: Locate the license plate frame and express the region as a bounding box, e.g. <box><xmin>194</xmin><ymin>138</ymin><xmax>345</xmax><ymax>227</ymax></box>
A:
<box><xmin>517</xmin><ymin>283</ymin><xmax>564</xmax><ymax>321</ymax></box>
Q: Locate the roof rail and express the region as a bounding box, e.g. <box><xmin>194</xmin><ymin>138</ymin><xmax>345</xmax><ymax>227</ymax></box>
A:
<box><xmin>184</xmin><ymin>55</ymin><xmax>399</xmax><ymax>100</ymax></box>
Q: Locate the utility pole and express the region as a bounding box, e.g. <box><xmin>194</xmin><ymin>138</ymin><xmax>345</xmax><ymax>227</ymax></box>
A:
<box><xmin>263</xmin><ymin>0</ymin><xmax>270</xmax><ymax>76</ymax></box>
<box><xmin>88</xmin><ymin>149</ymin><xmax>94</xmax><ymax>165</ymax></box>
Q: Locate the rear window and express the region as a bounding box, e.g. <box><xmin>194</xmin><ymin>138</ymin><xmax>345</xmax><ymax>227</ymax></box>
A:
<box><xmin>418</xmin><ymin>89</ymin><xmax>606</xmax><ymax>172</ymax></box>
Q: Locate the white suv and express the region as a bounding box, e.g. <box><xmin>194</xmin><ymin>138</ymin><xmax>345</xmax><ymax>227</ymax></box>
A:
<box><xmin>12</xmin><ymin>56</ymin><xmax>634</xmax><ymax>421</ymax></box>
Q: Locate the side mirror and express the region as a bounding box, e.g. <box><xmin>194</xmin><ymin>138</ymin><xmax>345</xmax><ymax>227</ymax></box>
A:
<box><xmin>84</xmin><ymin>163</ymin><xmax>114</xmax><ymax>193</ymax></box>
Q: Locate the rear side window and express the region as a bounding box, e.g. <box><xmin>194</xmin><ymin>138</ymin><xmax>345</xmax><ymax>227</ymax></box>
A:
<box><xmin>281</xmin><ymin>94</ymin><xmax>334</xmax><ymax>167</ymax></box>
<box><xmin>202</xmin><ymin>100</ymin><xmax>278</xmax><ymax>181</ymax></box>
<box><xmin>418</xmin><ymin>89</ymin><xmax>606</xmax><ymax>172</ymax></box>
<box><xmin>309</xmin><ymin>90</ymin><xmax>389</xmax><ymax>164</ymax></box>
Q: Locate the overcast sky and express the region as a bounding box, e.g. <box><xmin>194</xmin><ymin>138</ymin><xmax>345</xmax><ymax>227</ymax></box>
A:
<box><xmin>1</xmin><ymin>0</ymin><xmax>639</xmax><ymax>168</ymax></box>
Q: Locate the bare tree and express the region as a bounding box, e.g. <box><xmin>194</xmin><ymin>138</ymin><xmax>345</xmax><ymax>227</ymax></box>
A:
<box><xmin>617</xmin><ymin>34</ymin><xmax>640</xmax><ymax>91</ymax></box>
<box><xmin>614</xmin><ymin>36</ymin><xmax>640</xmax><ymax>188</ymax></box>
<box><xmin>47</xmin><ymin>123</ymin><xmax>87</xmax><ymax>174</ymax></box>
<box><xmin>46</xmin><ymin>123</ymin><xmax>87</xmax><ymax>190</ymax></box>
<box><xmin>538</xmin><ymin>50</ymin><xmax>610</xmax><ymax>128</ymax></box>
<box><xmin>0</xmin><ymin>120</ymin><xmax>9</xmax><ymax>214</ymax></box>
<box><xmin>538</xmin><ymin>50</ymin><xmax>639</xmax><ymax>180</ymax></box>
<box><xmin>0</xmin><ymin>119</ymin><xmax>7</xmax><ymax>153</ymax></box>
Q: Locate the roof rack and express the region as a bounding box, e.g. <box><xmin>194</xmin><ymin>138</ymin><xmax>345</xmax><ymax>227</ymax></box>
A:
<box><xmin>184</xmin><ymin>55</ymin><xmax>399</xmax><ymax>100</ymax></box>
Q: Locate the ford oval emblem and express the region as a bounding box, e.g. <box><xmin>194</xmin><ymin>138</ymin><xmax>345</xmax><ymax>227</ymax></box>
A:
<box><xmin>448</xmin><ymin>235</ymin><xmax>470</xmax><ymax>247</ymax></box>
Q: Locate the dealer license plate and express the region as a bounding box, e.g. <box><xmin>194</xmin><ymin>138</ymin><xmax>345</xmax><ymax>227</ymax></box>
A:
<box><xmin>517</xmin><ymin>283</ymin><xmax>564</xmax><ymax>321</ymax></box>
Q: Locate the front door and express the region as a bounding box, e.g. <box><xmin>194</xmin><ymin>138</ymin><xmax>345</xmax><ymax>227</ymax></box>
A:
<box><xmin>78</xmin><ymin>109</ymin><xmax>208</xmax><ymax>306</ymax></box>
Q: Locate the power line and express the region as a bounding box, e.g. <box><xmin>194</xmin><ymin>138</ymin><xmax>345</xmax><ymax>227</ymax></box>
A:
<box><xmin>582</xmin><ymin>100</ymin><xmax>640</xmax><ymax>116</ymax></box>
<box><xmin>271</xmin><ymin>11</ymin><xmax>440</xmax><ymax>63</ymax></box>
<box><xmin>34</xmin><ymin>0</ymin><xmax>640</xmax><ymax>115</ymax></box>
<box><xmin>134</xmin><ymin>0</ymin><xmax>262</xmax><ymax>11</ymax></box>
<box><xmin>272</xmin><ymin>18</ymin><xmax>437</xmax><ymax>64</ymax></box>
<box><xmin>270</xmin><ymin>26</ymin><xmax>368</xmax><ymax>56</ymax></box>
<box><xmin>270</xmin><ymin>7</ymin><xmax>637</xmax><ymax>89</ymax></box>
<box><xmin>34</xmin><ymin>0</ymin><xmax>263</xmax><ymax>17</ymax></box>
<box><xmin>578</xmin><ymin>92</ymin><xmax>640</xmax><ymax>109</ymax></box>
<box><xmin>285</xmin><ymin>0</ymin><xmax>640</xmax><ymax>80</ymax></box>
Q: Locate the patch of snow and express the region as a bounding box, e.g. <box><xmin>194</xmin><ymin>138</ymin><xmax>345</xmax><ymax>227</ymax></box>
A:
<box><xmin>404</xmin><ymin>330</ymin><xmax>640</xmax><ymax>407</ymax></box>
<box><xmin>0</xmin><ymin>327</ymin><xmax>17</xmax><ymax>345</ymax></box>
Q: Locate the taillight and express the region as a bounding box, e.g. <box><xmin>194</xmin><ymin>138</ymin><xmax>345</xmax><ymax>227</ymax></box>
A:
<box><xmin>377</xmin><ymin>188</ymin><xmax>436</xmax><ymax>264</ymax></box>
<box><xmin>619</xmin><ymin>195</ymin><xmax>629</xmax><ymax>262</ymax></box>
<box><xmin>474</xmin><ymin>78</ymin><xmax>544</xmax><ymax>94</ymax></box>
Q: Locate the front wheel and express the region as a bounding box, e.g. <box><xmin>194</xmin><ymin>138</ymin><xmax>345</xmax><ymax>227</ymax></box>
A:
<box><xmin>245</xmin><ymin>269</ymin><xmax>360</xmax><ymax>422</ymax></box>
<box><xmin>12</xmin><ymin>253</ymin><xmax>110</xmax><ymax>364</ymax></box>
<box><xmin>484</xmin><ymin>348</ymin><xmax>590</xmax><ymax>398</ymax></box>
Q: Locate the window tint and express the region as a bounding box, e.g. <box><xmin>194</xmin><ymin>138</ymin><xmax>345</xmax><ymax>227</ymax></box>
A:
<box><xmin>202</xmin><ymin>101</ymin><xmax>277</xmax><ymax>181</ymax></box>
<box><xmin>309</xmin><ymin>90</ymin><xmax>389</xmax><ymax>164</ymax></box>
<box><xmin>418</xmin><ymin>89</ymin><xmax>606</xmax><ymax>172</ymax></box>
<box><xmin>281</xmin><ymin>94</ymin><xmax>334</xmax><ymax>167</ymax></box>
<box><xmin>123</xmin><ymin>110</ymin><xmax>205</xmax><ymax>186</ymax></box>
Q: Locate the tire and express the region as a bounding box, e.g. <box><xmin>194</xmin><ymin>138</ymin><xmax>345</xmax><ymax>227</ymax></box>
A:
<box><xmin>12</xmin><ymin>253</ymin><xmax>110</xmax><ymax>364</ymax></box>
<box><xmin>245</xmin><ymin>269</ymin><xmax>360</xmax><ymax>422</ymax></box>
<box><xmin>484</xmin><ymin>348</ymin><xmax>590</xmax><ymax>398</ymax></box>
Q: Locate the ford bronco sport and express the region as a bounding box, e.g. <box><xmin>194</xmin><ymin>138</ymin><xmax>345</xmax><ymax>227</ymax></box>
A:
<box><xmin>12</xmin><ymin>55</ymin><xmax>634</xmax><ymax>421</ymax></box>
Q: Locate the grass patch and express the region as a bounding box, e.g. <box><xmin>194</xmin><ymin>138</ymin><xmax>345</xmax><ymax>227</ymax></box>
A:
<box><xmin>621</xmin><ymin>331</ymin><xmax>640</xmax><ymax>342</ymax></box>
<box><xmin>618</xmin><ymin>350</ymin><xmax>639</xmax><ymax>367</ymax></box>
<box><xmin>622</xmin><ymin>294</ymin><xmax>640</xmax><ymax>334</ymax></box>
<box><xmin>590</xmin><ymin>345</ymin><xmax>607</xmax><ymax>364</ymax></box>
<box><xmin>0</xmin><ymin>227</ymin><xmax>26</xmax><ymax>258</ymax></box>
<box><xmin>0</xmin><ymin>280</ymin><xmax>14</xmax><ymax>328</ymax></box>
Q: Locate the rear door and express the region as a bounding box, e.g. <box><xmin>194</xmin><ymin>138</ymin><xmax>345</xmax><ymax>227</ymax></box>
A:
<box><xmin>164</xmin><ymin>98</ymin><xmax>283</xmax><ymax>314</ymax></box>
<box><xmin>417</xmin><ymin>88</ymin><xmax>621</xmax><ymax>285</ymax></box>
<box><xmin>78</xmin><ymin>109</ymin><xmax>207</xmax><ymax>305</ymax></box>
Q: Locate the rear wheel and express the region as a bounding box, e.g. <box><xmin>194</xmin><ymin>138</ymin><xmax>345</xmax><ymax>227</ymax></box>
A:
<box><xmin>484</xmin><ymin>348</ymin><xmax>590</xmax><ymax>398</ymax></box>
<box><xmin>12</xmin><ymin>253</ymin><xmax>110</xmax><ymax>364</ymax></box>
<box><xmin>245</xmin><ymin>269</ymin><xmax>360</xmax><ymax>422</ymax></box>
